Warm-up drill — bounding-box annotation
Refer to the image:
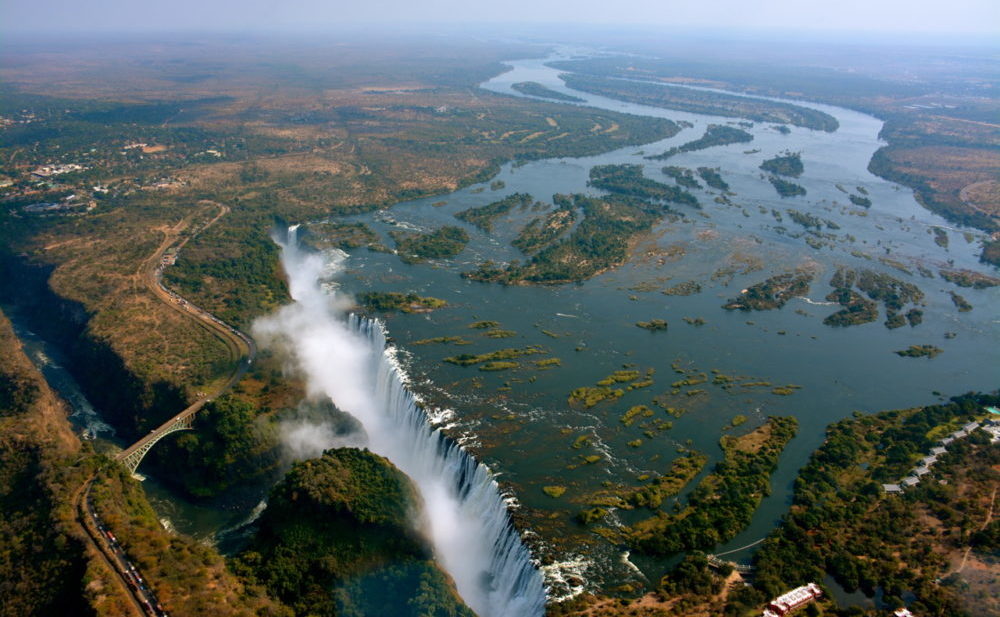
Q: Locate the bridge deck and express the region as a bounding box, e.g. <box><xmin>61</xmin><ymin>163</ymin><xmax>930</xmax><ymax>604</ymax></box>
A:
<box><xmin>116</xmin><ymin>401</ymin><xmax>204</xmax><ymax>463</ymax></box>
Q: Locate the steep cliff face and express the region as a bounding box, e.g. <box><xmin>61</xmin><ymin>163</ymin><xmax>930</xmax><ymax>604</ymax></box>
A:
<box><xmin>2</xmin><ymin>254</ymin><xmax>287</xmax><ymax>505</ymax></box>
<box><xmin>0</xmin><ymin>254</ymin><xmax>186</xmax><ymax>440</ymax></box>
<box><xmin>237</xmin><ymin>447</ymin><xmax>475</xmax><ymax>617</ymax></box>
<box><xmin>0</xmin><ymin>308</ymin><xmax>92</xmax><ymax>617</ymax></box>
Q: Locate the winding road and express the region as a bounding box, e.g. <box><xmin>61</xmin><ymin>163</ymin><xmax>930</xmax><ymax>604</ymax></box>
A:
<box><xmin>117</xmin><ymin>202</ymin><xmax>256</xmax><ymax>469</ymax></box>
<box><xmin>73</xmin><ymin>201</ymin><xmax>256</xmax><ymax>616</ymax></box>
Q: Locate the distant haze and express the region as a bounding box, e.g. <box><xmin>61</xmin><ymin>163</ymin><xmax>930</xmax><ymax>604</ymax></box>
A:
<box><xmin>1</xmin><ymin>0</ymin><xmax>998</xmax><ymax>36</ymax></box>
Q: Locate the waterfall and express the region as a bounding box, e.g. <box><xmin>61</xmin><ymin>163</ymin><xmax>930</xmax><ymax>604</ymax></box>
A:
<box><xmin>254</xmin><ymin>231</ymin><xmax>547</xmax><ymax>617</ymax></box>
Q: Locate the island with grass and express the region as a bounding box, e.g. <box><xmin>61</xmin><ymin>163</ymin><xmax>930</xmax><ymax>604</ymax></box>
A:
<box><xmin>647</xmin><ymin>124</ymin><xmax>753</xmax><ymax>160</ymax></box>
<box><xmin>511</xmin><ymin>81</ymin><xmax>586</xmax><ymax>103</ymax></box>
<box><xmin>391</xmin><ymin>225</ymin><xmax>469</xmax><ymax>264</ymax></box>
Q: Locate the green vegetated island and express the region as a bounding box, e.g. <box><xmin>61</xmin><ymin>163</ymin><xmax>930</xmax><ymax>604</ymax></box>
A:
<box><xmin>302</xmin><ymin>221</ymin><xmax>389</xmax><ymax>253</ymax></box>
<box><xmin>722</xmin><ymin>267</ymin><xmax>927</xmax><ymax>331</ymax></box>
<box><xmin>464</xmin><ymin>164</ymin><xmax>694</xmax><ymax>285</ymax></box>
<box><xmin>359</xmin><ymin>291</ymin><xmax>447</xmax><ymax>314</ymax></box>
<box><xmin>646</xmin><ymin>124</ymin><xmax>753</xmax><ymax>160</ymax></box>
<box><xmin>559</xmin><ymin>73</ymin><xmax>839</xmax><ymax>131</ymax></box>
<box><xmin>761</xmin><ymin>151</ymin><xmax>807</xmax><ymax>197</ymax></box>
<box><xmin>511</xmin><ymin>81</ymin><xmax>586</xmax><ymax>103</ymax></box>
<box><xmin>824</xmin><ymin>267</ymin><xmax>925</xmax><ymax>329</ymax></box>
<box><xmin>760</xmin><ymin>151</ymin><xmax>804</xmax><ymax>177</ymax></box>
<box><xmin>627</xmin><ymin>416</ymin><xmax>799</xmax><ymax>554</ymax></box>
<box><xmin>697</xmin><ymin>166</ymin><xmax>730</xmax><ymax>191</ymax></box>
<box><xmin>454</xmin><ymin>192</ymin><xmax>538</xmax><ymax>232</ymax></box>
<box><xmin>233</xmin><ymin>448</ymin><xmax>474</xmax><ymax>617</ymax></box>
<box><xmin>768</xmin><ymin>176</ymin><xmax>807</xmax><ymax>197</ymax></box>
<box><xmin>723</xmin><ymin>271</ymin><xmax>815</xmax><ymax>311</ymax></box>
<box><xmin>391</xmin><ymin>225</ymin><xmax>469</xmax><ymax>264</ymax></box>
<box><xmin>661</xmin><ymin>166</ymin><xmax>703</xmax><ymax>189</ymax></box>
<box><xmin>588</xmin><ymin>163</ymin><xmax>699</xmax><ymax>207</ymax></box>
<box><xmin>565</xmin><ymin>415</ymin><xmax>799</xmax><ymax>560</ymax></box>
<box><xmin>463</xmin><ymin>191</ymin><xmax>659</xmax><ymax>285</ymax></box>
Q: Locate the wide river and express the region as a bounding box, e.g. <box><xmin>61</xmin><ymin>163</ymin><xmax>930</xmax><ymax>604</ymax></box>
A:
<box><xmin>14</xmin><ymin>48</ymin><xmax>997</xmax><ymax>601</ymax></box>
<box><xmin>327</xmin><ymin>49</ymin><xmax>999</xmax><ymax>593</ymax></box>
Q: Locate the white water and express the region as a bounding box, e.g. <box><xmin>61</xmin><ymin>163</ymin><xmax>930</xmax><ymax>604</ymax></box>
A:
<box><xmin>253</xmin><ymin>231</ymin><xmax>546</xmax><ymax>617</ymax></box>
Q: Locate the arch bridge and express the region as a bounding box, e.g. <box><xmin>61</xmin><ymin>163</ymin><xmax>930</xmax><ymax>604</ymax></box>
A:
<box><xmin>116</xmin><ymin>402</ymin><xmax>203</xmax><ymax>474</ymax></box>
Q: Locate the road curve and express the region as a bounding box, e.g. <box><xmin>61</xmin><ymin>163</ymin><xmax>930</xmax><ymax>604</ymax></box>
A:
<box><xmin>75</xmin><ymin>201</ymin><xmax>256</xmax><ymax>615</ymax></box>
<box><xmin>117</xmin><ymin>201</ymin><xmax>257</xmax><ymax>466</ymax></box>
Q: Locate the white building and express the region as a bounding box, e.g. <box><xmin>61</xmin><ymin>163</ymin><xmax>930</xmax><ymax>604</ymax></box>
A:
<box><xmin>762</xmin><ymin>583</ymin><xmax>822</xmax><ymax>616</ymax></box>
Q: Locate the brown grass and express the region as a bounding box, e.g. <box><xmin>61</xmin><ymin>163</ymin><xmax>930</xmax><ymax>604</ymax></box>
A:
<box><xmin>960</xmin><ymin>180</ymin><xmax>1000</xmax><ymax>216</ymax></box>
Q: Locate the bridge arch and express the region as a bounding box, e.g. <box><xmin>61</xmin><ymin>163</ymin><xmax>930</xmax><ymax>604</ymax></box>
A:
<box><xmin>116</xmin><ymin>407</ymin><xmax>199</xmax><ymax>474</ymax></box>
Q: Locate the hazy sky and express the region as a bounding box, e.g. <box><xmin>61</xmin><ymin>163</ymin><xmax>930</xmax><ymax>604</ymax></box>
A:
<box><xmin>1</xmin><ymin>0</ymin><xmax>998</xmax><ymax>36</ymax></box>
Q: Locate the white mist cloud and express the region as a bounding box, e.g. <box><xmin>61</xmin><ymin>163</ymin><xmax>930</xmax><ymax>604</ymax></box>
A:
<box><xmin>253</xmin><ymin>248</ymin><xmax>376</xmax><ymax>416</ymax></box>
<box><xmin>251</xmin><ymin>234</ymin><xmax>546</xmax><ymax>617</ymax></box>
<box><xmin>279</xmin><ymin>418</ymin><xmax>362</xmax><ymax>461</ymax></box>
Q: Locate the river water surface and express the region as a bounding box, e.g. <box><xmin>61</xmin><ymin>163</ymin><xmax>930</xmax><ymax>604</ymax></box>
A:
<box><xmin>322</xmin><ymin>49</ymin><xmax>999</xmax><ymax>593</ymax></box>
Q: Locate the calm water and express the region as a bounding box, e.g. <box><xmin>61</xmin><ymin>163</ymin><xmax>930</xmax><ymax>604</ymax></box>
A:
<box><xmin>323</xmin><ymin>50</ymin><xmax>1000</xmax><ymax>591</ymax></box>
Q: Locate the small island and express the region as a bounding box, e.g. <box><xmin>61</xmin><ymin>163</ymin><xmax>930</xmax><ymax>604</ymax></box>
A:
<box><xmin>768</xmin><ymin>175</ymin><xmax>807</xmax><ymax>197</ymax></box>
<box><xmin>589</xmin><ymin>163</ymin><xmax>699</xmax><ymax>207</ymax></box>
<box><xmin>663</xmin><ymin>280</ymin><xmax>702</xmax><ymax>296</ymax></box>
<box><xmin>894</xmin><ymin>344</ymin><xmax>943</xmax><ymax>358</ymax></box>
<box><xmin>628</xmin><ymin>416</ymin><xmax>799</xmax><ymax>554</ymax></box>
<box><xmin>950</xmin><ymin>291</ymin><xmax>972</xmax><ymax>312</ymax></box>
<box><xmin>636</xmin><ymin>319</ymin><xmax>669</xmax><ymax>331</ymax></box>
<box><xmin>647</xmin><ymin>124</ymin><xmax>753</xmax><ymax>160</ymax></box>
<box><xmin>723</xmin><ymin>272</ymin><xmax>813</xmax><ymax>311</ymax></box>
<box><xmin>455</xmin><ymin>192</ymin><xmax>536</xmax><ymax>232</ymax></box>
<box><xmin>849</xmin><ymin>194</ymin><xmax>872</xmax><ymax>207</ymax></box>
<box><xmin>465</xmin><ymin>192</ymin><xmax>665</xmax><ymax>285</ymax></box>
<box><xmin>823</xmin><ymin>267</ymin><xmax>925</xmax><ymax>328</ymax></box>
<box><xmin>443</xmin><ymin>346</ymin><xmax>544</xmax><ymax>367</ymax></box>
<box><xmin>302</xmin><ymin>221</ymin><xmax>387</xmax><ymax>252</ymax></box>
<box><xmin>696</xmin><ymin>166</ymin><xmax>729</xmax><ymax>191</ymax></box>
<box><xmin>760</xmin><ymin>151</ymin><xmax>804</xmax><ymax>177</ymax></box>
<box><xmin>661</xmin><ymin>166</ymin><xmax>702</xmax><ymax>189</ymax></box>
<box><xmin>511</xmin><ymin>81</ymin><xmax>585</xmax><ymax>103</ymax></box>
<box><xmin>391</xmin><ymin>225</ymin><xmax>469</xmax><ymax>264</ymax></box>
<box><xmin>359</xmin><ymin>291</ymin><xmax>447</xmax><ymax>314</ymax></box>
<box><xmin>939</xmin><ymin>268</ymin><xmax>1000</xmax><ymax>289</ymax></box>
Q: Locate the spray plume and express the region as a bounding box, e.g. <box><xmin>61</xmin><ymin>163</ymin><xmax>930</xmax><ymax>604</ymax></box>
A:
<box><xmin>252</xmin><ymin>230</ymin><xmax>546</xmax><ymax>617</ymax></box>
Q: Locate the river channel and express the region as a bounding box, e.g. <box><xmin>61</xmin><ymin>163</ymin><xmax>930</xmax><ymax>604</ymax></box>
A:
<box><xmin>325</xmin><ymin>48</ymin><xmax>999</xmax><ymax>591</ymax></box>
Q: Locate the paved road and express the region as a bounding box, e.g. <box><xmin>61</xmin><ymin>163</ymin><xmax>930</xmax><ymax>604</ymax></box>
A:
<box><xmin>117</xmin><ymin>202</ymin><xmax>256</xmax><ymax>467</ymax></box>
<box><xmin>74</xmin><ymin>202</ymin><xmax>255</xmax><ymax>615</ymax></box>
